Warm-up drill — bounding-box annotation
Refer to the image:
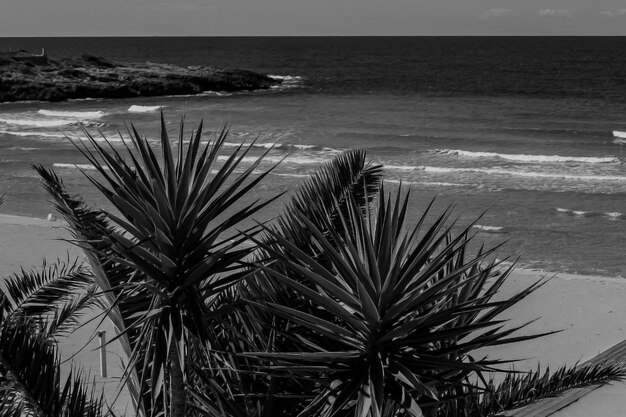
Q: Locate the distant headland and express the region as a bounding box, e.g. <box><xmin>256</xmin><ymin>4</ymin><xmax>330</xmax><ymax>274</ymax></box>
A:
<box><xmin>0</xmin><ymin>49</ymin><xmax>280</xmax><ymax>102</ymax></box>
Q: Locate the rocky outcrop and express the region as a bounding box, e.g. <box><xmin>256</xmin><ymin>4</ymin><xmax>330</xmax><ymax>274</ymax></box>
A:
<box><xmin>0</xmin><ymin>53</ymin><xmax>281</xmax><ymax>102</ymax></box>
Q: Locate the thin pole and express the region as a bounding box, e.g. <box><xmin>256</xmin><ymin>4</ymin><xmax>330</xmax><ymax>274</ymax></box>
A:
<box><xmin>97</xmin><ymin>331</ymin><xmax>107</xmax><ymax>378</ymax></box>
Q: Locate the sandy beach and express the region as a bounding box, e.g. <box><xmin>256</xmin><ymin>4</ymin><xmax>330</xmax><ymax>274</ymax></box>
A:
<box><xmin>1</xmin><ymin>212</ymin><xmax>624</xmax><ymax>415</ymax></box>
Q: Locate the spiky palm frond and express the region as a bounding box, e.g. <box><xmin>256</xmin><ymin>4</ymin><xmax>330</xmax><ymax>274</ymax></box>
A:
<box><xmin>188</xmin><ymin>150</ymin><xmax>383</xmax><ymax>417</ymax></box>
<box><xmin>0</xmin><ymin>315</ymin><xmax>104</xmax><ymax>417</ymax></box>
<box><xmin>246</xmin><ymin>185</ymin><xmax>549</xmax><ymax>417</ymax></box>
<box><xmin>40</xmin><ymin>114</ymin><xmax>281</xmax><ymax>417</ymax></box>
<box><xmin>248</xmin><ymin>149</ymin><xmax>384</xmax><ymax>307</ymax></box>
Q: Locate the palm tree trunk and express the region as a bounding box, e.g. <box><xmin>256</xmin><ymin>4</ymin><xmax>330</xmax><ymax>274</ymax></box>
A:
<box><xmin>169</xmin><ymin>345</ymin><xmax>185</xmax><ymax>417</ymax></box>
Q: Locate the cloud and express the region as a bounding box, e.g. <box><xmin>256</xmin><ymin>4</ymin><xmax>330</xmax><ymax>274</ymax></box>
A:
<box><xmin>482</xmin><ymin>9</ymin><xmax>516</xmax><ymax>19</ymax></box>
<box><xmin>601</xmin><ymin>9</ymin><xmax>626</xmax><ymax>18</ymax></box>
<box><xmin>539</xmin><ymin>9</ymin><xmax>572</xmax><ymax>18</ymax></box>
<box><xmin>135</xmin><ymin>0</ymin><xmax>219</xmax><ymax>11</ymax></box>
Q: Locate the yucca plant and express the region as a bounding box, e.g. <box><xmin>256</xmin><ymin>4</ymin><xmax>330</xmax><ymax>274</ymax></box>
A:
<box><xmin>245</xmin><ymin>185</ymin><xmax>550</xmax><ymax>417</ymax></box>
<box><xmin>189</xmin><ymin>150</ymin><xmax>384</xmax><ymax>417</ymax></box>
<box><xmin>37</xmin><ymin>114</ymin><xmax>281</xmax><ymax>417</ymax></box>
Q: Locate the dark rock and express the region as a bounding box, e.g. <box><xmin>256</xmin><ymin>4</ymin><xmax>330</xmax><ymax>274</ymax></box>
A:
<box><xmin>58</xmin><ymin>68</ymin><xmax>88</xmax><ymax>78</ymax></box>
<box><xmin>0</xmin><ymin>54</ymin><xmax>281</xmax><ymax>102</ymax></box>
<box><xmin>81</xmin><ymin>54</ymin><xmax>115</xmax><ymax>68</ymax></box>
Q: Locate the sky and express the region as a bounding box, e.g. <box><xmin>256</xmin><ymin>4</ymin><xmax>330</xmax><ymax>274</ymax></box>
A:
<box><xmin>1</xmin><ymin>0</ymin><xmax>626</xmax><ymax>36</ymax></box>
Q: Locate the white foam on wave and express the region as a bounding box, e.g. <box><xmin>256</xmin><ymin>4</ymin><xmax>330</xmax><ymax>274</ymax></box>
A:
<box><xmin>128</xmin><ymin>105</ymin><xmax>163</xmax><ymax>113</ymax></box>
<box><xmin>614</xmin><ymin>138</ymin><xmax>626</xmax><ymax>145</ymax></box>
<box><xmin>202</xmin><ymin>91</ymin><xmax>233</xmax><ymax>97</ymax></box>
<box><xmin>77</xmin><ymin>134</ymin><xmax>124</xmax><ymax>143</ymax></box>
<box><xmin>0</xmin><ymin>117</ymin><xmax>76</xmax><ymax>128</ymax></box>
<box><xmin>416</xmin><ymin>166</ymin><xmax>626</xmax><ymax>182</ymax></box>
<box><xmin>554</xmin><ymin>207</ymin><xmax>624</xmax><ymax>219</ymax></box>
<box><xmin>555</xmin><ymin>208</ymin><xmax>591</xmax><ymax>216</ymax></box>
<box><xmin>0</xmin><ymin>130</ymin><xmax>67</xmax><ymax>138</ymax></box>
<box><xmin>219</xmin><ymin>141</ymin><xmax>338</xmax><ymax>153</ymax></box>
<box><xmin>269</xmin><ymin>75</ymin><xmax>303</xmax><ymax>82</ymax></box>
<box><xmin>472</xmin><ymin>225</ymin><xmax>505</xmax><ymax>233</ymax></box>
<box><xmin>384</xmin><ymin>179</ymin><xmax>460</xmax><ymax>187</ymax></box>
<box><xmin>613</xmin><ymin>131</ymin><xmax>626</xmax><ymax>138</ymax></box>
<box><xmin>384</xmin><ymin>164</ymin><xmax>417</xmax><ymax>171</ymax></box>
<box><xmin>217</xmin><ymin>154</ymin><xmax>328</xmax><ymax>165</ymax></box>
<box><xmin>38</xmin><ymin>110</ymin><xmax>107</xmax><ymax>119</ymax></box>
<box><xmin>268</xmin><ymin>74</ymin><xmax>304</xmax><ymax>89</ymax></box>
<box><xmin>436</xmin><ymin>149</ymin><xmax>619</xmax><ymax>164</ymax></box>
<box><xmin>53</xmin><ymin>163</ymin><xmax>101</xmax><ymax>171</ymax></box>
<box><xmin>273</xmin><ymin>173</ymin><xmax>312</xmax><ymax>179</ymax></box>
<box><xmin>9</xmin><ymin>147</ymin><xmax>40</xmax><ymax>151</ymax></box>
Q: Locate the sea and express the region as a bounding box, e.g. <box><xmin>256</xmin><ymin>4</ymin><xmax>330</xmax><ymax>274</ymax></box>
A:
<box><xmin>0</xmin><ymin>37</ymin><xmax>625</xmax><ymax>277</ymax></box>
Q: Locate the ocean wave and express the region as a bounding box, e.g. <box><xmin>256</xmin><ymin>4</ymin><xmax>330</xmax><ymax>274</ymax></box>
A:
<box><xmin>273</xmin><ymin>173</ymin><xmax>312</xmax><ymax>178</ymax></box>
<box><xmin>202</xmin><ymin>91</ymin><xmax>233</xmax><ymax>97</ymax></box>
<box><xmin>9</xmin><ymin>147</ymin><xmax>40</xmax><ymax>151</ymax></box>
<box><xmin>128</xmin><ymin>105</ymin><xmax>163</xmax><ymax>113</ymax></box>
<box><xmin>606</xmin><ymin>212</ymin><xmax>625</xmax><ymax>219</ymax></box>
<box><xmin>219</xmin><ymin>141</ymin><xmax>338</xmax><ymax>153</ymax></box>
<box><xmin>384</xmin><ymin>164</ymin><xmax>418</xmax><ymax>171</ymax></box>
<box><xmin>415</xmin><ymin>166</ymin><xmax>626</xmax><ymax>182</ymax></box>
<box><xmin>435</xmin><ymin>149</ymin><xmax>619</xmax><ymax>164</ymax></box>
<box><xmin>53</xmin><ymin>163</ymin><xmax>101</xmax><ymax>170</ymax></box>
<box><xmin>269</xmin><ymin>74</ymin><xmax>303</xmax><ymax>82</ymax></box>
<box><xmin>472</xmin><ymin>225</ymin><xmax>505</xmax><ymax>233</ymax></box>
<box><xmin>217</xmin><ymin>154</ymin><xmax>328</xmax><ymax>165</ymax></box>
<box><xmin>613</xmin><ymin>131</ymin><xmax>626</xmax><ymax>139</ymax></box>
<box><xmin>384</xmin><ymin>179</ymin><xmax>460</xmax><ymax>187</ymax></box>
<box><xmin>0</xmin><ymin>117</ymin><xmax>77</xmax><ymax>128</ymax></box>
<box><xmin>614</xmin><ymin>138</ymin><xmax>626</xmax><ymax>145</ymax></box>
<box><xmin>268</xmin><ymin>74</ymin><xmax>304</xmax><ymax>89</ymax></box>
<box><xmin>554</xmin><ymin>207</ymin><xmax>624</xmax><ymax>219</ymax></box>
<box><xmin>38</xmin><ymin>110</ymin><xmax>107</xmax><ymax>119</ymax></box>
<box><xmin>77</xmin><ymin>134</ymin><xmax>124</xmax><ymax>143</ymax></box>
<box><xmin>0</xmin><ymin>130</ymin><xmax>67</xmax><ymax>138</ymax></box>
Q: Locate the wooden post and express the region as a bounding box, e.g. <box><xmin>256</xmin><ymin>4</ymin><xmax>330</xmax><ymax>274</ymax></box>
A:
<box><xmin>97</xmin><ymin>331</ymin><xmax>107</xmax><ymax>378</ymax></box>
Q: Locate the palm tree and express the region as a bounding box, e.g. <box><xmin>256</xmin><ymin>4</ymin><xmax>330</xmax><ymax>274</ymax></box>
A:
<box><xmin>0</xmin><ymin>253</ymin><xmax>103</xmax><ymax>417</ymax></box>
<box><xmin>37</xmin><ymin>114</ymin><xmax>281</xmax><ymax>417</ymax></box>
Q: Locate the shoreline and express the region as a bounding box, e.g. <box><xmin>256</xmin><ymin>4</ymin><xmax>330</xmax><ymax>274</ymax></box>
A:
<box><xmin>2</xmin><ymin>212</ymin><xmax>624</xmax><ymax>281</ymax></box>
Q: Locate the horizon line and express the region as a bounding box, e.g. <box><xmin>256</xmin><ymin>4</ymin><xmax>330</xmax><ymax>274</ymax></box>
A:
<box><xmin>2</xmin><ymin>34</ymin><xmax>626</xmax><ymax>38</ymax></box>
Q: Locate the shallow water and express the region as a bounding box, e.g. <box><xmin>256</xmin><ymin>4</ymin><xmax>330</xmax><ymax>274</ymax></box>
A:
<box><xmin>1</xmin><ymin>37</ymin><xmax>625</xmax><ymax>277</ymax></box>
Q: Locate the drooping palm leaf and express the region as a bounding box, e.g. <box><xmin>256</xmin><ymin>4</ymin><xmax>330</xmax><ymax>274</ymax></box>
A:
<box><xmin>437</xmin><ymin>361</ymin><xmax>626</xmax><ymax>417</ymax></box>
<box><xmin>0</xmin><ymin>315</ymin><xmax>104</xmax><ymax>417</ymax></box>
<box><xmin>274</xmin><ymin>149</ymin><xmax>383</xmax><ymax>247</ymax></box>
<box><xmin>36</xmin><ymin>164</ymin><xmax>151</xmax><ymax>417</ymax></box>
<box><xmin>1</xmin><ymin>258</ymin><xmax>95</xmax><ymax>323</ymax></box>
<box><xmin>246</xmin><ymin>185</ymin><xmax>550</xmax><ymax>417</ymax></box>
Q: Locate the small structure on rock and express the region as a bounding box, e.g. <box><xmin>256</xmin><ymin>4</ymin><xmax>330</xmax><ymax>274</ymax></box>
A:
<box><xmin>0</xmin><ymin>48</ymin><xmax>48</xmax><ymax>65</ymax></box>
